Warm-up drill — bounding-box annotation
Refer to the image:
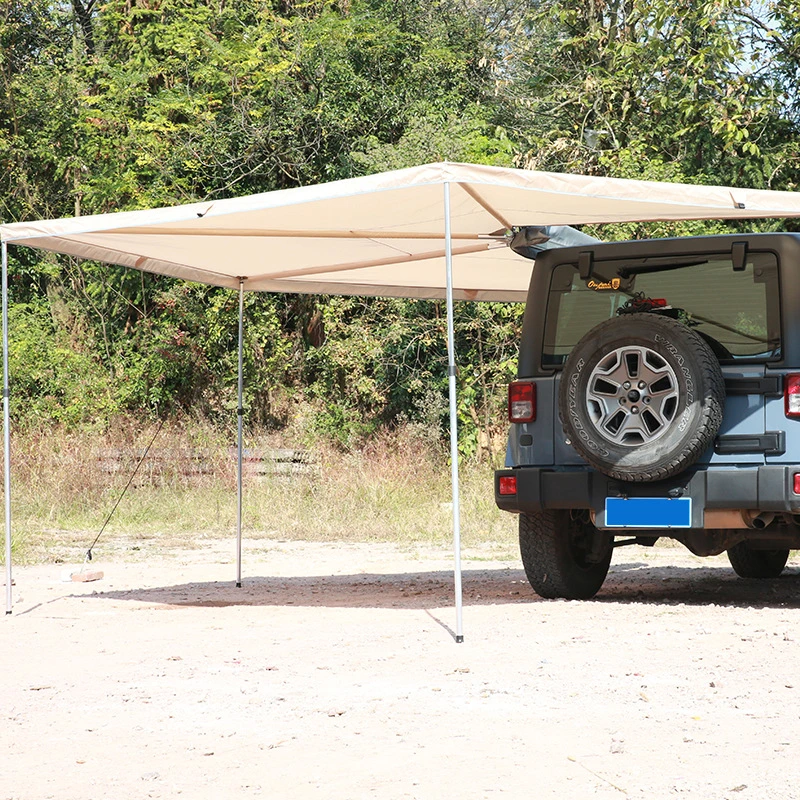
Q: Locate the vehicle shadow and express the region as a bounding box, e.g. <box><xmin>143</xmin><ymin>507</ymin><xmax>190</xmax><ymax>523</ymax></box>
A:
<box><xmin>601</xmin><ymin>561</ymin><xmax>800</xmax><ymax>608</ymax></box>
<box><xmin>85</xmin><ymin>561</ymin><xmax>800</xmax><ymax>611</ymax></box>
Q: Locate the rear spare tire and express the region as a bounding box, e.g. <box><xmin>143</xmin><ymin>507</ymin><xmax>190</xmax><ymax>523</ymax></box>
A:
<box><xmin>519</xmin><ymin>510</ymin><xmax>612</xmax><ymax>599</ymax></box>
<box><xmin>559</xmin><ymin>314</ymin><xmax>724</xmax><ymax>482</ymax></box>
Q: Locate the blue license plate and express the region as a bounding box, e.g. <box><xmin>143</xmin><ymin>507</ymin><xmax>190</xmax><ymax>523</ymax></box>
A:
<box><xmin>605</xmin><ymin>497</ymin><xmax>692</xmax><ymax>528</ymax></box>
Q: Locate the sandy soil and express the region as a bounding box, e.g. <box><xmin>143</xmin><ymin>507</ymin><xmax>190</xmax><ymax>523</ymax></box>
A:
<box><xmin>3</xmin><ymin>539</ymin><xmax>800</xmax><ymax>800</ymax></box>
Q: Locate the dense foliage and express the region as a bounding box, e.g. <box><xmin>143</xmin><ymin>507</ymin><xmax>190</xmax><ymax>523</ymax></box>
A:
<box><xmin>2</xmin><ymin>0</ymin><xmax>800</xmax><ymax>455</ymax></box>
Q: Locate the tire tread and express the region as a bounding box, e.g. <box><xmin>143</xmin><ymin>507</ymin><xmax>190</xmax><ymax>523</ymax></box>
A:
<box><xmin>727</xmin><ymin>542</ymin><xmax>789</xmax><ymax>579</ymax></box>
<box><xmin>519</xmin><ymin>511</ymin><xmax>611</xmax><ymax>600</ymax></box>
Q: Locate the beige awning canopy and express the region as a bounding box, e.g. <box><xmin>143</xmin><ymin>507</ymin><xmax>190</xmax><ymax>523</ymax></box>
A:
<box><xmin>4</xmin><ymin>161</ymin><xmax>800</xmax><ymax>302</ymax></box>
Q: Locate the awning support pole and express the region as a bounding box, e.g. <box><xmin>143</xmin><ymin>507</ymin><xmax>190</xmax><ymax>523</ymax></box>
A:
<box><xmin>236</xmin><ymin>278</ymin><xmax>244</xmax><ymax>588</ymax></box>
<box><xmin>443</xmin><ymin>182</ymin><xmax>464</xmax><ymax>643</ymax></box>
<box><xmin>3</xmin><ymin>241</ymin><xmax>11</xmax><ymax>614</ymax></box>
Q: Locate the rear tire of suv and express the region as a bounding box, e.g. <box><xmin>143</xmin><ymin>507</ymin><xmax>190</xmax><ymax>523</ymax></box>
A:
<box><xmin>726</xmin><ymin>542</ymin><xmax>789</xmax><ymax>578</ymax></box>
<box><xmin>519</xmin><ymin>510</ymin><xmax>612</xmax><ymax>599</ymax></box>
<box><xmin>559</xmin><ymin>314</ymin><xmax>725</xmax><ymax>482</ymax></box>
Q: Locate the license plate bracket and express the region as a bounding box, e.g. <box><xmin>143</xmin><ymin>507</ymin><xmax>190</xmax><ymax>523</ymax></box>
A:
<box><xmin>605</xmin><ymin>497</ymin><xmax>692</xmax><ymax>528</ymax></box>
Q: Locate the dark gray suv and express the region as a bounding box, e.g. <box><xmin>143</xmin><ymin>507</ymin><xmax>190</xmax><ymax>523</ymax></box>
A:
<box><xmin>495</xmin><ymin>233</ymin><xmax>800</xmax><ymax>599</ymax></box>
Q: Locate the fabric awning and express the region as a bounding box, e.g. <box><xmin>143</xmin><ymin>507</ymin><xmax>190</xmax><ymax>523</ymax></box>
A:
<box><xmin>4</xmin><ymin>162</ymin><xmax>800</xmax><ymax>302</ymax></box>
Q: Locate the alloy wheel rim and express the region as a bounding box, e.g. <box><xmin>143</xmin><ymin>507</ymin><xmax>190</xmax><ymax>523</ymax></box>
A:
<box><xmin>585</xmin><ymin>345</ymin><xmax>680</xmax><ymax>446</ymax></box>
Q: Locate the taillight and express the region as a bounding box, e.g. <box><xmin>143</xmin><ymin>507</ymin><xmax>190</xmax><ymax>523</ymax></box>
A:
<box><xmin>786</xmin><ymin>374</ymin><xmax>800</xmax><ymax>418</ymax></box>
<box><xmin>508</xmin><ymin>381</ymin><xmax>536</xmax><ymax>423</ymax></box>
<box><xmin>794</xmin><ymin>473</ymin><xmax>800</xmax><ymax>495</ymax></box>
<box><xmin>498</xmin><ymin>476</ymin><xmax>517</xmax><ymax>496</ymax></box>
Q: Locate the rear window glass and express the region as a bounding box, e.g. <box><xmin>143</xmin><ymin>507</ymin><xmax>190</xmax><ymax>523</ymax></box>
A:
<box><xmin>542</xmin><ymin>252</ymin><xmax>781</xmax><ymax>366</ymax></box>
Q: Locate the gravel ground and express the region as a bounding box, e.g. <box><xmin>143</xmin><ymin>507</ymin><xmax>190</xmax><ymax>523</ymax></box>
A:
<box><xmin>3</xmin><ymin>539</ymin><xmax>800</xmax><ymax>799</ymax></box>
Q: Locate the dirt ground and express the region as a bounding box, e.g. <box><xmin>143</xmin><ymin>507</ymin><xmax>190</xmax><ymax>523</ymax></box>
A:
<box><xmin>3</xmin><ymin>539</ymin><xmax>800</xmax><ymax>800</ymax></box>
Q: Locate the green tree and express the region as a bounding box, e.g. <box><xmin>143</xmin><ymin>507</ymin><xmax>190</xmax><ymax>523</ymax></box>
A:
<box><xmin>0</xmin><ymin>0</ymin><xmax>79</xmax><ymax>223</ymax></box>
<box><xmin>503</xmin><ymin>0</ymin><xmax>797</xmax><ymax>190</ymax></box>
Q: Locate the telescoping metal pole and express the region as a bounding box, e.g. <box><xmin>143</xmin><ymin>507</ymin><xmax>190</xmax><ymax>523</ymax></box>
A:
<box><xmin>236</xmin><ymin>279</ymin><xmax>244</xmax><ymax>588</ymax></box>
<box><xmin>443</xmin><ymin>182</ymin><xmax>464</xmax><ymax>643</ymax></box>
<box><xmin>3</xmin><ymin>241</ymin><xmax>11</xmax><ymax>614</ymax></box>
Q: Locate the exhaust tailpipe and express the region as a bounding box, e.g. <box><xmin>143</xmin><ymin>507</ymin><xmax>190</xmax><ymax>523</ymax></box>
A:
<box><xmin>703</xmin><ymin>510</ymin><xmax>776</xmax><ymax>529</ymax></box>
<box><xmin>746</xmin><ymin>511</ymin><xmax>775</xmax><ymax>529</ymax></box>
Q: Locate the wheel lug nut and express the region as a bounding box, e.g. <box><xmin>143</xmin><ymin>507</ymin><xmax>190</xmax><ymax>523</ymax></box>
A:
<box><xmin>643</xmin><ymin>396</ymin><xmax>651</xmax><ymax>404</ymax></box>
<box><xmin>631</xmin><ymin>406</ymin><xmax>639</xmax><ymax>414</ymax></box>
<box><xmin>623</xmin><ymin>381</ymin><xmax>631</xmax><ymax>389</ymax></box>
<box><xmin>620</xmin><ymin>398</ymin><xmax>626</xmax><ymax>404</ymax></box>
<box><xmin>638</xmin><ymin>381</ymin><xmax>646</xmax><ymax>389</ymax></box>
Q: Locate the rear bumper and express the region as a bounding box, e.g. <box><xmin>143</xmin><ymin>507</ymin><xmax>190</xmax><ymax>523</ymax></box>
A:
<box><xmin>495</xmin><ymin>465</ymin><xmax>800</xmax><ymax>528</ymax></box>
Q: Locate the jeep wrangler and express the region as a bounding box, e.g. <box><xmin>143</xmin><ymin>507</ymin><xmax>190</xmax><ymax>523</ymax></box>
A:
<box><xmin>494</xmin><ymin>232</ymin><xmax>800</xmax><ymax>599</ymax></box>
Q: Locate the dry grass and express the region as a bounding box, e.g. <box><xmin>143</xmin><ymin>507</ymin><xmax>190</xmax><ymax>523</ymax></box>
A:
<box><xmin>2</xmin><ymin>421</ymin><xmax>517</xmax><ymax>565</ymax></box>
